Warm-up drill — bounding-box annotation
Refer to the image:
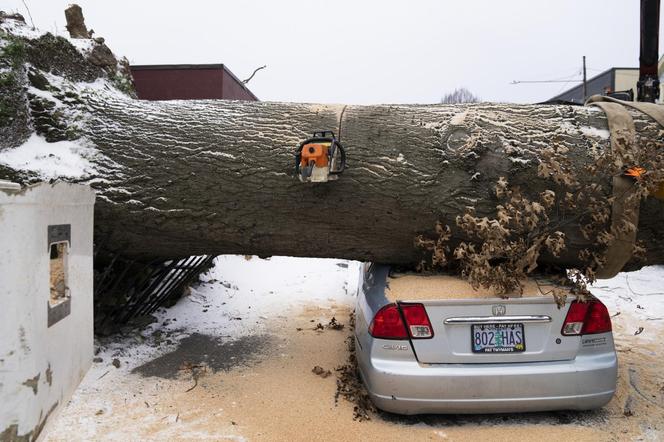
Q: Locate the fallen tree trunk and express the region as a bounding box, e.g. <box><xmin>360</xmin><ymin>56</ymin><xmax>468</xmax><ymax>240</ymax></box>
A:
<box><xmin>1</xmin><ymin>15</ymin><xmax>664</xmax><ymax>272</ymax></box>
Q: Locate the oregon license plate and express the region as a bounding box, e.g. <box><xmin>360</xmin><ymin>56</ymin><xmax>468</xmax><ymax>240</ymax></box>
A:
<box><xmin>471</xmin><ymin>323</ymin><xmax>525</xmax><ymax>353</ymax></box>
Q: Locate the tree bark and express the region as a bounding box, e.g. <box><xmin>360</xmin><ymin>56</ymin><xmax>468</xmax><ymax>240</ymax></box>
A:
<box><xmin>77</xmin><ymin>97</ymin><xmax>664</xmax><ymax>267</ymax></box>
<box><xmin>2</xmin><ymin>19</ymin><xmax>664</xmax><ymax>269</ymax></box>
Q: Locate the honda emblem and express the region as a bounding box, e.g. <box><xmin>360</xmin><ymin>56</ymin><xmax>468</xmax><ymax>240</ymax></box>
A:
<box><xmin>492</xmin><ymin>304</ymin><xmax>507</xmax><ymax>316</ymax></box>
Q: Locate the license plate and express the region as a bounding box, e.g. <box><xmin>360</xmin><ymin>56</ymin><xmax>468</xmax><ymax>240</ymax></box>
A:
<box><xmin>471</xmin><ymin>323</ymin><xmax>525</xmax><ymax>353</ymax></box>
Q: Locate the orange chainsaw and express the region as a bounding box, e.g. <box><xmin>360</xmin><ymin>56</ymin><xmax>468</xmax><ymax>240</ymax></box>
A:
<box><xmin>294</xmin><ymin>131</ymin><xmax>346</xmax><ymax>183</ymax></box>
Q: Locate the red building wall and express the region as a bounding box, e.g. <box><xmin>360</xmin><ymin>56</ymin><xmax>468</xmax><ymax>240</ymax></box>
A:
<box><xmin>130</xmin><ymin>64</ymin><xmax>258</xmax><ymax>101</ymax></box>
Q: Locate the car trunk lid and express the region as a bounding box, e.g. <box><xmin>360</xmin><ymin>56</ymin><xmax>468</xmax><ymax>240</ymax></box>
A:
<box><xmin>387</xmin><ymin>274</ymin><xmax>579</xmax><ymax>364</ymax></box>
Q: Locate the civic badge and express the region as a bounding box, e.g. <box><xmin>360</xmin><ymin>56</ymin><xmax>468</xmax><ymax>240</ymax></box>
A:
<box><xmin>492</xmin><ymin>304</ymin><xmax>507</xmax><ymax>316</ymax></box>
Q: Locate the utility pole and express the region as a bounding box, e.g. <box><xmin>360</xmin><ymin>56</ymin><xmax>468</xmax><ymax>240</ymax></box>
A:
<box><xmin>637</xmin><ymin>0</ymin><xmax>660</xmax><ymax>102</ymax></box>
<box><xmin>582</xmin><ymin>56</ymin><xmax>587</xmax><ymax>101</ymax></box>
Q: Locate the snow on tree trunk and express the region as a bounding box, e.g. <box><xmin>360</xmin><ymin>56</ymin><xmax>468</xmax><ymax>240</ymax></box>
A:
<box><xmin>76</xmin><ymin>96</ymin><xmax>664</xmax><ymax>268</ymax></box>
<box><xmin>1</xmin><ymin>15</ymin><xmax>664</xmax><ymax>271</ymax></box>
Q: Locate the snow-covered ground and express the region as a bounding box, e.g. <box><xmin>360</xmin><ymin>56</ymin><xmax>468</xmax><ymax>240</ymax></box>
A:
<box><xmin>89</xmin><ymin>255</ymin><xmax>362</xmax><ymax>373</ymax></box>
<box><xmin>45</xmin><ymin>258</ymin><xmax>664</xmax><ymax>441</ymax></box>
<box><xmin>591</xmin><ymin>265</ymin><xmax>664</xmax><ymax>342</ymax></box>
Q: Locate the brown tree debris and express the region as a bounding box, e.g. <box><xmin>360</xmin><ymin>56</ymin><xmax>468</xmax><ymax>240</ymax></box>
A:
<box><xmin>327</xmin><ymin>317</ymin><xmax>344</xmax><ymax>330</ymax></box>
<box><xmin>334</xmin><ymin>312</ymin><xmax>376</xmax><ymax>421</ymax></box>
<box><xmin>334</xmin><ymin>336</ymin><xmax>376</xmax><ymax>422</ymax></box>
<box><xmin>312</xmin><ymin>366</ymin><xmax>332</xmax><ymax>378</ymax></box>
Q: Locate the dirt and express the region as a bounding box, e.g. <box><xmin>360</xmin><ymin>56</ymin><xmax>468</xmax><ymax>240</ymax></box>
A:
<box><xmin>386</xmin><ymin>274</ymin><xmax>565</xmax><ymax>301</ymax></box>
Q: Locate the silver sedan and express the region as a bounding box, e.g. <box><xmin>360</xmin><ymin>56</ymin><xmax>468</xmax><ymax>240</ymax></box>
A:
<box><xmin>354</xmin><ymin>264</ymin><xmax>617</xmax><ymax>415</ymax></box>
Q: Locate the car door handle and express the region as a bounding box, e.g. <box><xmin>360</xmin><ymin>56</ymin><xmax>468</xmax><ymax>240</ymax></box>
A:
<box><xmin>443</xmin><ymin>315</ymin><xmax>552</xmax><ymax>324</ymax></box>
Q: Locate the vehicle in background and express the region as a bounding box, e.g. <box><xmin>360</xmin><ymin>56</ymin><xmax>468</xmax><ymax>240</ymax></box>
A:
<box><xmin>354</xmin><ymin>264</ymin><xmax>617</xmax><ymax>415</ymax></box>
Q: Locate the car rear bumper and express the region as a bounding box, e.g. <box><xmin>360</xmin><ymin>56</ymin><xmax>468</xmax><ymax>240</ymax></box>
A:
<box><xmin>357</xmin><ymin>342</ymin><xmax>618</xmax><ymax>415</ymax></box>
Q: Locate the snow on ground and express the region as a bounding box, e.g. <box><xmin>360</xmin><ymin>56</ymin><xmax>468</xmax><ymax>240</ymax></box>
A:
<box><xmin>590</xmin><ymin>265</ymin><xmax>664</xmax><ymax>342</ymax></box>
<box><xmin>0</xmin><ymin>16</ymin><xmax>44</xmax><ymax>39</ymax></box>
<box><xmin>94</xmin><ymin>255</ymin><xmax>362</xmax><ymax>372</ymax></box>
<box><xmin>0</xmin><ymin>133</ymin><xmax>97</xmax><ymax>179</ymax></box>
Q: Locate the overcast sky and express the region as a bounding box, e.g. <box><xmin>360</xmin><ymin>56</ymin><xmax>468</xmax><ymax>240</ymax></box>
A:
<box><xmin>3</xmin><ymin>0</ymin><xmax>663</xmax><ymax>104</ymax></box>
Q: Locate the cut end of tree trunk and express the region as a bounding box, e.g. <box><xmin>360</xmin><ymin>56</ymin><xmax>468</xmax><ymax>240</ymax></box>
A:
<box><xmin>64</xmin><ymin>4</ymin><xmax>90</xmax><ymax>39</ymax></box>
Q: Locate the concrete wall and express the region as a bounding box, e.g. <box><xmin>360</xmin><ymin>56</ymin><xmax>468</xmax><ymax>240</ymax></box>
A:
<box><xmin>0</xmin><ymin>182</ymin><xmax>95</xmax><ymax>441</ymax></box>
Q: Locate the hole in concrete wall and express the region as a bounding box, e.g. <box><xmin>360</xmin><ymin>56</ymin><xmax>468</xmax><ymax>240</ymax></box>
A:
<box><xmin>49</xmin><ymin>242</ymin><xmax>69</xmax><ymax>306</ymax></box>
<box><xmin>47</xmin><ymin>224</ymin><xmax>72</xmax><ymax>327</ymax></box>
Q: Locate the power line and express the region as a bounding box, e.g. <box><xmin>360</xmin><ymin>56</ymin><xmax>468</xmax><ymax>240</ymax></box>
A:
<box><xmin>511</xmin><ymin>67</ymin><xmax>583</xmax><ymax>85</ymax></box>
<box><xmin>510</xmin><ymin>79</ymin><xmax>583</xmax><ymax>84</ymax></box>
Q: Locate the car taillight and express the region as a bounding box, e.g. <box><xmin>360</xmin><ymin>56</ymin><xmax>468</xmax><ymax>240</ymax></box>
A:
<box><xmin>369</xmin><ymin>303</ymin><xmax>433</xmax><ymax>339</ymax></box>
<box><xmin>369</xmin><ymin>304</ymin><xmax>408</xmax><ymax>339</ymax></box>
<box><xmin>561</xmin><ymin>299</ymin><xmax>612</xmax><ymax>336</ymax></box>
<box><xmin>582</xmin><ymin>301</ymin><xmax>612</xmax><ymax>334</ymax></box>
<box><xmin>400</xmin><ymin>303</ymin><xmax>434</xmax><ymax>339</ymax></box>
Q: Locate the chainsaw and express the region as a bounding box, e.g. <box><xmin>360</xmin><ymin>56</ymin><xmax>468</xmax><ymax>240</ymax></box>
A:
<box><xmin>294</xmin><ymin>131</ymin><xmax>346</xmax><ymax>183</ymax></box>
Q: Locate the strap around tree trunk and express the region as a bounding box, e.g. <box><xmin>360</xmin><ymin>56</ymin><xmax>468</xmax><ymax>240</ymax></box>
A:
<box><xmin>584</xmin><ymin>96</ymin><xmax>643</xmax><ymax>279</ymax></box>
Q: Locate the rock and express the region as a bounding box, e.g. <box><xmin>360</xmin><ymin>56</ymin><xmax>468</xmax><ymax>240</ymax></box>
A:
<box><xmin>112</xmin><ymin>358</ymin><xmax>121</xmax><ymax>368</ymax></box>
<box><xmin>87</xmin><ymin>43</ymin><xmax>117</xmax><ymax>68</ymax></box>
<box><xmin>93</xmin><ymin>37</ymin><xmax>105</xmax><ymax>44</ymax></box>
<box><xmin>0</xmin><ymin>12</ymin><xmax>26</xmax><ymax>23</ymax></box>
<box><xmin>92</xmin><ymin>357</ymin><xmax>103</xmax><ymax>363</ymax></box>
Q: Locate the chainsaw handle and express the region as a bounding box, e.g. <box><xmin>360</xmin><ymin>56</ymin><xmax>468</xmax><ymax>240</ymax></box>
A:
<box><xmin>329</xmin><ymin>141</ymin><xmax>346</xmax><ymax>174</ymax></box>
<box><xmin>312</xmin><ymin>130</ymin><xmax>336</xmax><ymax>138</ymax></box>
<box><xmin>294</xmin><ymin>134</ymin><xmax>346</xmax><ymax>177</ymax></box>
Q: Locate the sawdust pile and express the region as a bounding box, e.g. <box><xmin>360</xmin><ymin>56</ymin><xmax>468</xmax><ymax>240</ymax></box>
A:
<box><xmin>386</xmin><ymin>274</ymin><xmax>563</xmax><ymax>301</ymax></box>
<box><xmin>46</xmin><ymin>302</ymin><xmax>662</xmax><ymax>441</ymax></box>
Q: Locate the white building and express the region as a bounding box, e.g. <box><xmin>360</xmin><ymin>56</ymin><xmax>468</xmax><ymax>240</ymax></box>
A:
<box><xmin>0</xmin><ymin>181</ymin><xmax>95</xmax><ymax>440</ymax></box>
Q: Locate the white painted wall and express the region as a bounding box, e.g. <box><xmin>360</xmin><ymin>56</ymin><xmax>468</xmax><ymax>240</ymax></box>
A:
<box><xmin>0</xmin><ymin>182</ymin><xmax>95</xmax><ymax>440</ymax></box>
<box><xmin>614</xmin><ymin>68</ymin><xmax>640</xmax><ymax>98</ymax></box>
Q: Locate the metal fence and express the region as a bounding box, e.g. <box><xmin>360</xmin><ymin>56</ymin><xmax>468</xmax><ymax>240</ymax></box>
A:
<box><xmin>94</xmin><ymin>254</ymin><xmax>216</xmax><ymax>332</ymax></box>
